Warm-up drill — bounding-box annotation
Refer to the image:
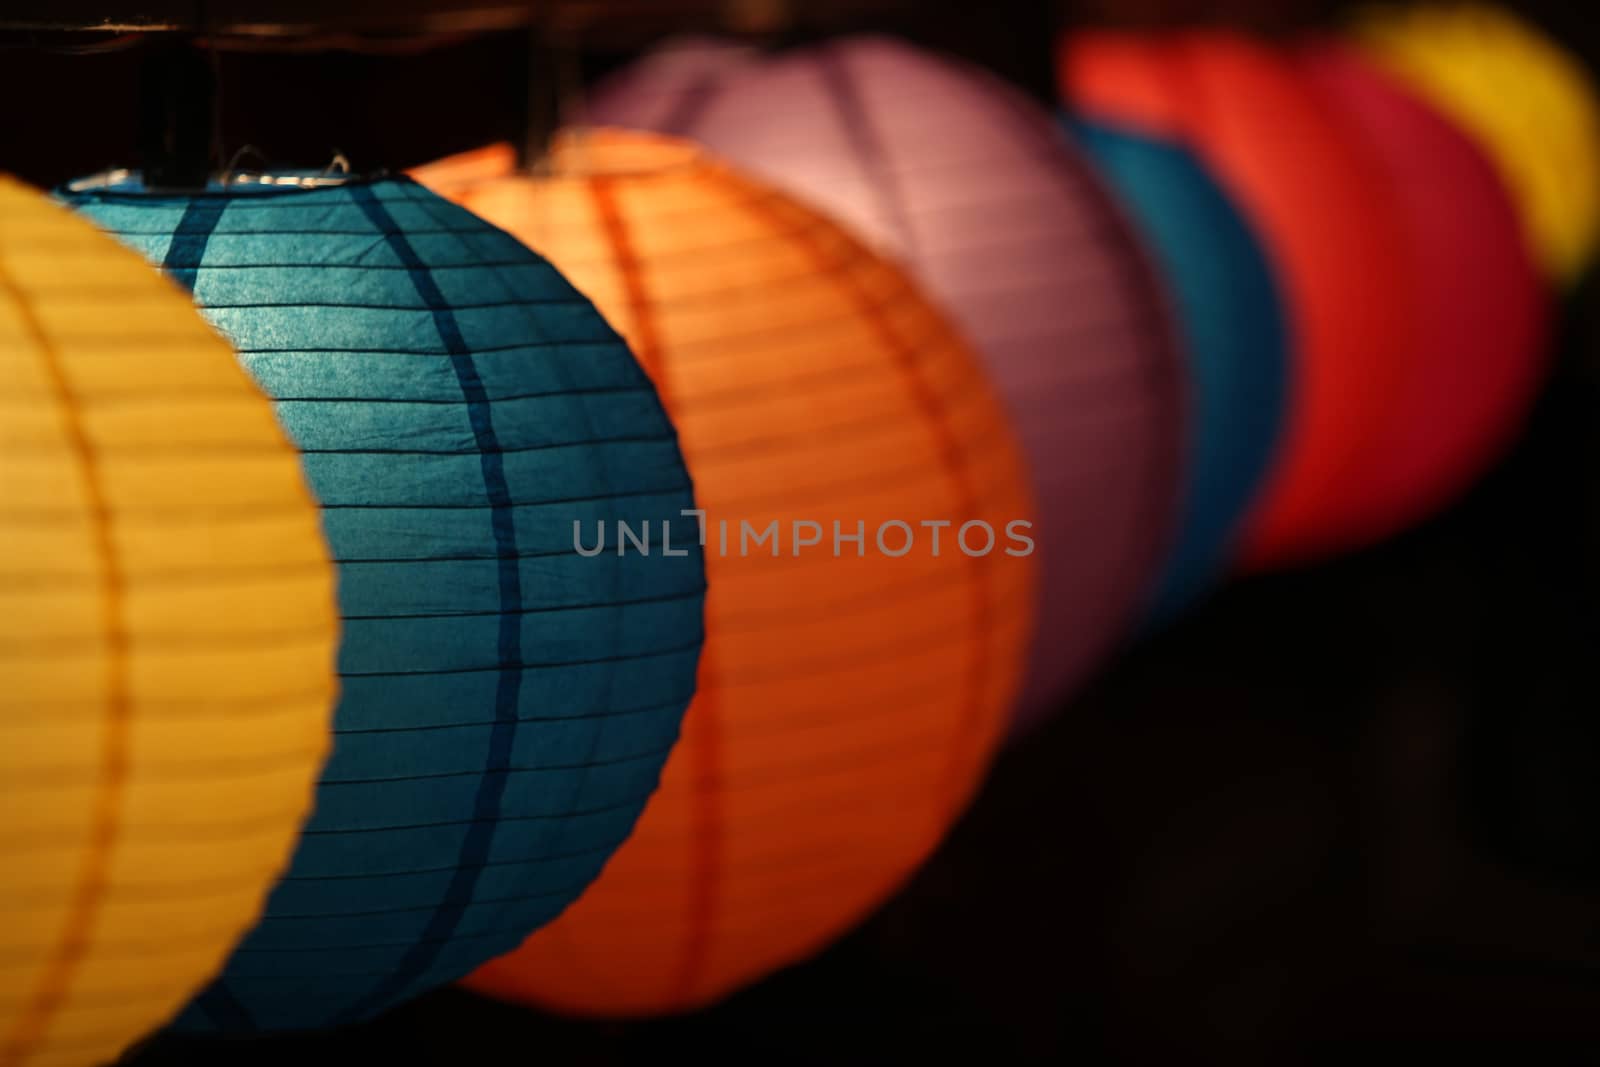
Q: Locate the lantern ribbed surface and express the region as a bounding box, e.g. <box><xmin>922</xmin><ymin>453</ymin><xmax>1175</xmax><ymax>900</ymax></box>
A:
<box><xmin>1061</xmin><ymin>31</ymin><xmax>1416</xmax><ymax>569</ymax></box>
<box><xmin>590</xmin><ymin>35</ymin><xmax>1185</xmax><ymax>732</ymax></box>
<box><xmin>1069</xmin><ymin>120</ymin><xmax>1287</xmax><ymax>621</ymax></box>
<box><xmin>414</xmin><ymin>130</ymin><xmax>1038</xmax><ymax>1015</ymax></box>
<box><xmin>1356</xmin><ymin>3</ymin><xmax>1600</xmax><ymax>284</ymax></box>
<box><xmin>1299</xmin><ymin>43</ymin><xmax>1549</xmax><ymax>548</ymax></box>
<box><xmin>0</xmin><ymin>176</ymin><xmax>336</xmax><ymax>1067</ymax></box>
<box><xmin>60</xmin><ymin>173</ymin><xmax>706</xmax><ymax>1033</ymax></box>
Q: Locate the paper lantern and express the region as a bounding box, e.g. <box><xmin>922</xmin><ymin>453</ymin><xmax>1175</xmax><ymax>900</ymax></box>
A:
<box><xmin>1061</xmin><ymin>31</ymin><xmax>1415</xmax><ymax>568</ymax></box>
<box><xmin>1068</xmin><ymin>120</ymin><xmax>1287</xmax><ymax>620</ymax></box>
<box><xmin>0</xmin><ymin>176</ymin><xmax>336</xmax><ymax>1066</ymax></box>
<box><xmin>414</xmin><ymin>130</ymin><xmax>1038</xmax><ymax>1015</ymax></box>
<box><xmin>60</xmin><ymin>172</ymin><xmax>706</xmax><ymax>1033</ymax></box>
<box><xmin>1356</xmin><ymin>3</ymin><xmax>1600</xmax><ymax>284</ymax></box>
<box><xmin>589</xmin><ymin>35</ymin><xmax>1185</xmax><ymax>730</ymax></box>
<box><xmin>1298</xmin><ymin>43</ymin><xmax>1549</xmax><ymax>546</ymax></box>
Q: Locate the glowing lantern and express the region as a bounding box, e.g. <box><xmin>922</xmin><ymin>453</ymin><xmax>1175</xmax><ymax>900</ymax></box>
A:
<box><xmin>1060</xmin><ymin>31</ymin><xmax>1415</xmax><ymax>568</ymax></box>
<box><xmin>1298</xmin><ymin>43</ymin><xmax>1549</xmax><ymax>546</ymax></box>
<box><xmin>1356</xmin><ymin>3</ymin><xmax>1600</xmax><ymax>284</ymax></box>
<box><xmin>60</xmin><ymin>172</ymin><xmax>705</xmax><ymax>1033</ymax></box>
<box><xmin>1067</xmin><ymin>120</ymin><xmax>1287</xmax><ymax>620</ymax></box>
<box><xmin>0</xmin><ymin>176</ymin><xmax>336</xmax><ymax>1065</ymax></box>
<box><xmin>414</xmin><ymin>130</ymin><xmax>1037</xmax><ymax>1015</ymax></box>
<box><xmin>590</xmin><ymin>35</ymin><xmax>1185</xmax><ymax>728</ymax></box>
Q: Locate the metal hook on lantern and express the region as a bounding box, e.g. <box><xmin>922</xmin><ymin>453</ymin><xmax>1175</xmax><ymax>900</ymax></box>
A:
<box><xmin>322</xmin><ymin>150</ymin><xmax>353</xmax><ymax>177</ymax></box>
<box><xmin>218</xmin><ymin>142</ymin><xmax>267</xmax><ymax>184</ymax></box>
<box><xmin>216</xmin><ymin>145</ymin><xmax>361</xmax><ymax>187</ymax></box>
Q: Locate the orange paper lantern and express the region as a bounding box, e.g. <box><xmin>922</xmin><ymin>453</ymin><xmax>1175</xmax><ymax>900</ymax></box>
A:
<box><xmin>1061</xmin><ymin>31</ymin><xmax>1415</xmax><ymax>568</ymax></box>
<box><xmin>414</xmin><ymin>131</ymin><xmax>1037</xmax><ymax>1015</ymax></box>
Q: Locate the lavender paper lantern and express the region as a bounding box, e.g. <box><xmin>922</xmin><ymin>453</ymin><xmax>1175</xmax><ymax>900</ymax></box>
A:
<box><xmin>592</xmin><ymin>35</ymin><xmax>1186</xmax><ymax>734</ymax></box>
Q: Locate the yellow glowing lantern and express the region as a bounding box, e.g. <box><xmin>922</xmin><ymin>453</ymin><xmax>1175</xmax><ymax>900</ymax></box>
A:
<box><xmin>0</xmin><ymin>176</ymin><xmax>337</xmax><ymax>1067</ymax></box>
<box><xmin>1356</xmin><ymin>2</ymin><xmax>1600</xmax><ymax>282</ymax></box>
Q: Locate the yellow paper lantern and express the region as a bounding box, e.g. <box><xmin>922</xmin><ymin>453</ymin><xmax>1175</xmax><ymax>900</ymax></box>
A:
<box><xmin>0</xmin><ymin>176</ymin><xmax>337</xmax><ymax>1067</ymax></box>
<box><xmin>1356</xmin><ymin>2</ymin><xmax>1600</xmax><ymax>282</ymax></box>
<box><xmin>415</xmin><ymin>131</ymin><xmax>1037</xmax><ymax>1015</ymax></box>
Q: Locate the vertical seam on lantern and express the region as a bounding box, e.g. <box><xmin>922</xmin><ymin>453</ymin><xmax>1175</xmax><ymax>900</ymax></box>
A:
<box><xmin>588</xmin><ymin>177</ymin><xmax>667</xmax><ymax>383</ymax></box>
<box><xmin>157</xmin><ymin>196</ymin><xmax>265</xmax><ymax>1036</ymax></box>
<box><xmin>655</xmin><ymin>70</ymin><xmax>733</xmax><ymax>139</ymax></box>
<box><xmin>818</xmin><ymin>48</ymin><xmax>921</xmax><ymax>259</ymax></box>
<box><xmin>161</xmin><ymin>198</ymin><xmax>229</xmax><ymax>292</ymax></box>
<box><xmin>0</xmin><ymin>244</ymin><xmax>132</xmax><ymax>1067</ymax></box>
<box><xmin>416</xmin><ymin>181</ymin><xmax>628</xmax><ymax>947</ymax></box>
<box><xmin>727</xmin><ymin>171</ymin><xmax>997</xmax><ymax>864</ymax></box>
<box><xmin>587</xmin><ymin>175</ymin><xmax>724</xmax><ymax>1012</ymax></box>
<box><xmin>334</xmin><ymin>183</ymin><xmax>527</xmax><ymax>1022</ymax></box>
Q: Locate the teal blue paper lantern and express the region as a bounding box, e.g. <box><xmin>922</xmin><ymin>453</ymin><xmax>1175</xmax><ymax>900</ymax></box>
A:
<box><xmin>1070</xmin><ymin>121</ymin><xmax>1290</xmax><ymax>622</ymax></box>
<box><xmin>61</xmin><ymin>172</ymin><xmax>706</xmax><ymax>1033</ymax></box>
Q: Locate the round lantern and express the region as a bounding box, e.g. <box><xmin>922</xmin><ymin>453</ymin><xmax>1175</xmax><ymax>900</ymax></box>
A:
<box><xmin>1356</xmin><ymin>3</ymin><xmax>1600</xmax><ymax>284</ymax></box>
<box><xmin>0</xmin><ymin>176</ymin><xmax>336</xmax><ymax>1065</ymax></box>
<box><xmin>1067</xmin><ymin>119</ymin><xmax>1288</xmax><ymax>621</ymax></box>
<box><xmin>589</xmin><ymin>34</ymin><xmax>1186</xmax><ymax>729</ymax></box>
<box><xmin>1060</xmin><ymin>31</ymin><xmax>1415</xmax><ymax>569</ymax></box>
<box><xmin>1298</xmin><ymin>43</ymin><xmax>1549</xmax><ymax>546</ymax></box>
<box><xmin>59</xmin><ymin>172</ymin><xmax>706</xmax><ymax>1033</ymax></box>
<box><xmin>413</xmin><ymin>130</ymin><xmax>1038</xmax><ymax>1015</ymax></box>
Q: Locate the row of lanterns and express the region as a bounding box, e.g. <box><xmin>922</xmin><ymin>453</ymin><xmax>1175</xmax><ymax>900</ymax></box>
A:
<box><xmin>2</xmin><ymin>3</ymin><xmax>1597</xmax><ymax>1064</ymax></box>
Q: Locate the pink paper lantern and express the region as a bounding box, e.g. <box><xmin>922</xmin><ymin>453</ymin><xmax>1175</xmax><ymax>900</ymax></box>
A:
<box><xmin>592</xmin><ymin>35</ymin><xmax>1186</xmax><ymax>733</ymax></box>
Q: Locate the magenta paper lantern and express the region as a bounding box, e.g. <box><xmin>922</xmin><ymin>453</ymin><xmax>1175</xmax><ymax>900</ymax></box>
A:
<box><xmin>592</xmin><ymin>35</ymin><xmax>1186</xmax><ymax>734</ymax></box>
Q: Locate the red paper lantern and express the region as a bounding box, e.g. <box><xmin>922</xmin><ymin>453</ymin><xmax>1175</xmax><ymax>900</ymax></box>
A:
<box><xmin>1298</xmin><ymin>42</ymin><xmax>1549</xmax><ymax>544</ymax></box>
<box><xmin>1061</xmin><ymin>31</ymin><xmax>1415</xmax><ymax>567</ymax></box>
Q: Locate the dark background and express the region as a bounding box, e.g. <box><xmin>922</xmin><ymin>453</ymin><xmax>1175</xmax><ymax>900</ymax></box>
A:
<box><xmin>5</xmin><ymin>2</ymin><xmax>1600</xmax><ymax>1063</ymax></box>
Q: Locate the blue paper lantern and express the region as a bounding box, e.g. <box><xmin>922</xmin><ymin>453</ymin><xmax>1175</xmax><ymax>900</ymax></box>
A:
<box><xmin>60</xmin><ymin>172</ymin><xmax>706</xmax><ymax>1033</ymax></box>
<box><xmin>1069</xmin><ymin>120</ymin><xmax>1290</xmax><ymax>622</ymax></box>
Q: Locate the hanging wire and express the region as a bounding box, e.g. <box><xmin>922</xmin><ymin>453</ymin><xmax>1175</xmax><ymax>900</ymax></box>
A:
<box><xmin>500</xmin><ymin>7</ymin><xmax>591</xmax><ymax>241</ymax></box>
<box><xmin>552</xmin><ymin>8</ymin><xmax>592</xmax><ymax>178</ymax></box>
<box><xmin>0</xmin><ymin>31</ymin><xmax>143</xmax><ymax>53</ymax></box>
<box><xmin>203</xmin><ymin>17</ymin><xmax>227</xmax><ymax>176</ymax></box>
<box><xmin>522</xmin><ymin>22</ymin><xmax>555</xmax><ymax>237</ymax></box>
<box><xmin>193</xmin><ymin>30</ymin><xmax>478</xmax><ymax>55</ymax></box>
<box><xmin>520</xmin><ymin>21</ymin><xmax>548</xmax><ymax>176</ymax></box>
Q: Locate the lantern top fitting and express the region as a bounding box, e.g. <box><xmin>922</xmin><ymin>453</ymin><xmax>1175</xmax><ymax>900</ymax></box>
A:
<box><xmin>63</xmin><ymin>161</ymin><xmax>380</xmax><ymax>197</ymax></box>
